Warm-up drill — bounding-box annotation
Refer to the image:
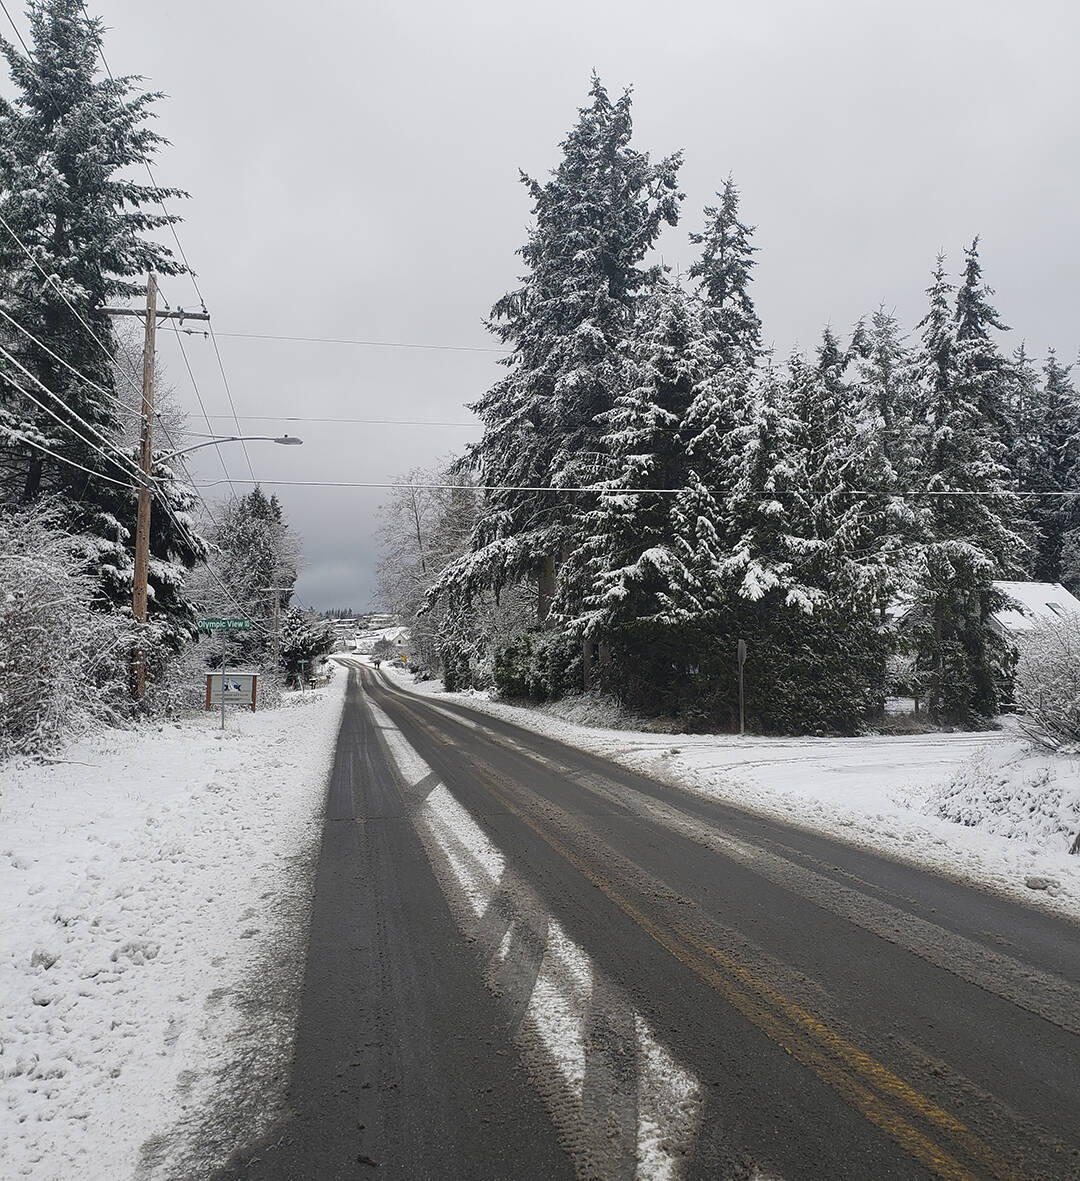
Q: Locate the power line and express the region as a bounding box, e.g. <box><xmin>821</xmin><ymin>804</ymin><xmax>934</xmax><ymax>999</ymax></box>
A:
<box><xmin>0</xmin><ymin>0</ymin><xmax>31</xmax><ymax>58</ymax></box>
<box><xmin>0</xmin><ymin>304</ymin><xmax>139</xmax><ymax>420</ymax></box>
<box><xmin>205</xmin><ymin>326</ymin><xmax>255</xmax><ymax>480</ymax></box>
<box><xmin>196</xmin><ymin>414</ymin><xmax>479</xmax><ymax>428</ymax></box>
<box><xmin>0</xmin><ymin>1</ymin><xmax>256</xmax><ymax>631</ymax></box>
<box><xmin>70</xmin><ymin>1</ymin><xmax>254</xmax><ymax>486</ymax></box>
<box><xmin>208</xmin><ymin>331</ymin><xmax>508</xmax><ymax>355</ymax></box>
<box><xmin>0</xmin><ymin>349</ymin><xmax>227</xmax><ymax>597</ymax></box>
<box><xmin>11</xmin><ymin>429</ymin><xmax>138</xmax><ymax>490</ymax></box>
<box><xmin>0</xmin><ymin>341</ymin><xmax>147</xmax><ymax>486</ymax></box>
<box><xmin>190</xmin><ymin>478</ymin><xmax>1080</xmax><ymax>499</ymax></box>
<box><xmin>0</xmin><ymin>209</ymin><xmax>136</xmax><ymax>389</ymax></box>
<box><xmin>0</xmin><ymin>287</ymin><xmax>219</xmax><ymax>521</ymax></box>
<box><xmin>0</xmin><ymin>15</ymin><xmax>232</xmax><ymax>525</ymax></box>
<box><xmin>9</xmin><ymin>353</ymin><xmax>260</xmax><ymax>630</ymax></box>
<box><xmin>162</xmin><ymin>315</ymin><xmax>235</xmax><ymax>501</ymax></box>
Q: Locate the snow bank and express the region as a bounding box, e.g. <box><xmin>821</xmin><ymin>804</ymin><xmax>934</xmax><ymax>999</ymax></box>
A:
<box><xmin>930</xmin><ymin>743</ymin><xmax>1080</xmax><ymax>853</ymax></box>
<box><xmin>0</xmin><ymin>673</ymin><xmax>347</xmax><ymax>1180</ymax></box>
<box><xmin>366</xmin><ymin>660</ymin><xmax>1080</xmax><ymax>919</ymax></box>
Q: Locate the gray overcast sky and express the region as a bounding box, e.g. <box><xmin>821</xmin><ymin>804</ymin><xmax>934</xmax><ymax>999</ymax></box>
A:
<box><xmin>14</xmin><ymin>0</ymin><xmax>1080</xmax><ymax>608</ymax></box>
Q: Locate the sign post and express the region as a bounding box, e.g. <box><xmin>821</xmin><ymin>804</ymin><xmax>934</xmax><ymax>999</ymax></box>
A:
<box><xmin>737</xmin><ymin>638</ymin><xmax>747</xmax><ymax>736</ymax></box>
<box><xmin>197</xmin><ymin>618</ymin><xmax>253</xmax><ymax>728</ymax></box>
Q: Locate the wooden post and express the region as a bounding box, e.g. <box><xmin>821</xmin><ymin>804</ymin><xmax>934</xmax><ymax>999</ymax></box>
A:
<box><xmin>131</xmin><ymin>273</ymin><xmax>157</xmax><ymax>700</ymax></box>
<box><xmin>737</xmin><ymin>638</ymin><xmax>747</xmax><ymax>735</ymax></box>
<box><xmin>597</xmin><ymin>639</ymin><xmax>611</xmax><ymax>692</ymax></box>
<box><xmin>220</xmin><ymin>627</ymin><xmax>227</xmax><ymax>730</ymax></box>
<box><xmin>272</xmin><ymin>590</ymin><xmax>280</xmax><ymax>670</ymax></box>
<box><xmin>537</xmin><ymin>555</ymin><xmax>556</xmax><ymax>622</ymax></box>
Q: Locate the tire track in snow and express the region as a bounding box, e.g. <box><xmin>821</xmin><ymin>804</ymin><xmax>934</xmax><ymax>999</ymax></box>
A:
<box><xmin>383</xmin><ymin>680</ymin><xmax>1080</xmax><ymax>1039</ymax></box>
<box><xmin>364</xmin><ymin>694</ymin><xmax>710</xmax><ymax>1181</ymax></box>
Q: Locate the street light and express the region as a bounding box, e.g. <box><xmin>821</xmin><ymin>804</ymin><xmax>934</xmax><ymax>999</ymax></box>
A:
<box><xmin>131</xmin><ymin>432</ymin><xmax>304</xmax><ymax>699</ymax></box>
<box><xmin>158</xmin><ymin>434</ymin><xmax>303</xmax><ymax>464</ymax></box>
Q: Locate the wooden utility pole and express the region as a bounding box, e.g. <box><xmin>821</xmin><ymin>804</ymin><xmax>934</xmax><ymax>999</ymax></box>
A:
<box><xmin>273</xmin><ymin>591</ymin><xmax>280</xmax><ymax>669</ymax></box>
<box><xmin>106</xmin><ymin>274</ymin><xmax>210</xmax><ymax>699</ymax></box>
<box><xmin>258</xmin><ymin>586</ymin><xmax>292</xmax><ymax>673</ymax></box>
<box><xmin>130</xmin><ymin>274</ymin><xmax>157</xmax><ymax>699</ymax></box>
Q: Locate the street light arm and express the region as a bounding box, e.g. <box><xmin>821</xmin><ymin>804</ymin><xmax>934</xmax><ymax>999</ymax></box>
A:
<box><xmin>157</xmin><ymin>435</ymin><xmax>303</xmax><ymax>463</ymax></box>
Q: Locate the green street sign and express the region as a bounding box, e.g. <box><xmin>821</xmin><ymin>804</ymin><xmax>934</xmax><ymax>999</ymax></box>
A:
<box><xmin>198</xmin><ymin>617</ymin><xmax>252</xmax><ymax>632</ymax></box>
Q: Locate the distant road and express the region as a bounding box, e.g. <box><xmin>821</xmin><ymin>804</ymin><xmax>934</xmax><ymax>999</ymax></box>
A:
<box><xmin>214</xmin><ymin>664</ymin><xmax>1080</xmax><ymax>1180</ymax></box>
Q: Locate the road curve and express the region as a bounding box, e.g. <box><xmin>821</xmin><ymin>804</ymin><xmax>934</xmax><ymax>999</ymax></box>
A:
<box><xmin>213</xmin><ymin>664</ymin><xmax>1080</xmax><ymax>1181</ymax></box>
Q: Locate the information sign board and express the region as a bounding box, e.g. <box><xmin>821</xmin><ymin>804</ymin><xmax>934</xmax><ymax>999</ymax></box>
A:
<box><xmin>205</xmin><ymin>672</ymin><xmax>258</xmax><ymax>711</ymax></box>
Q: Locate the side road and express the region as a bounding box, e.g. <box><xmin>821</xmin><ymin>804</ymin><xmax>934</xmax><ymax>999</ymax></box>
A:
<box><xmin>0</xmin><ymin>674</ymin><xmax>348</xmax><ymax>1181</ymax></box>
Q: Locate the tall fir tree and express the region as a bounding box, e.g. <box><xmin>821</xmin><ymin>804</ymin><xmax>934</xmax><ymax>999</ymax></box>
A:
<box><xmin>569</xmin><ymin>279</ymin><xmax>712</xmax><ymax>710</ymax></box>
<box><xmin>437</xmin><ymin>75</ymin><xmax>682</xmax><ymax>629</ymax></box>
<box><xmin>909</xmin><ymin>251</ymin><xmax>1027</xmax><ymax>724</ymax></box>
<box><xmin>0</xmin><ymin>0</ymin><xmax>201</xmax><ymax>642</ymax></box>
<box><xmin>953</xmin><ymin>238</ymin><xmax>1013</xmax><ymax>449</ymax></box>
<box><xmin>715</xmin><ymin>331</ymin><xmax>898</xmax><ymax>732</ymax></box>
<box><xmin>688</xmin><ymin>177</ymin><xmax>762</xmax><ymax>367</ymax></box>
<box><xmin>856</xmin><ymin>305</ymin><xmax>920</xmax><ymax>485</ymax></box>
<box><xmin>1021</xmin><ymin>350</ymin><xmax>1080</xmax><ymax>581</ymax></box>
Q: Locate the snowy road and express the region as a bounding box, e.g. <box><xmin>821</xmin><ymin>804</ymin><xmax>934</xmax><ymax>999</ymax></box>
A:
<box><xmin>215</xmin><ymin>665</ymin><xmax>1080</xmax><ymax>1180</ymax></box>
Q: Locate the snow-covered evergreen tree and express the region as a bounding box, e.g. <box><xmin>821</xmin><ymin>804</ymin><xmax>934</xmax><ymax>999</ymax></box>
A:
<box><xmin>909</xmin><ymin>251</ymin><xmax>1028</xmax><ymax>725</ymax></box>
<box><xmin>713</xmin><ymin>330</ymin><xmax>901</xmax><ymax>732</ymax></box>
<box><xmin>567</xmin><ymin>280</ymin><xmax>712</xmax><ymax>709</ymax></box>
<box><xmin>688</xmin><ymin>177</ymin><xmax>762</xmax><ymax>367</ymax></box>
<box><xmin>208</xmin><ymin>487</ymin><xmax>299</xmax><ymax>668</ymax></box>
<box><xmin>953</xmin><ymin>238</ymin><xmax>1013</xmax><ymax>451</ymax></box>
<box><xmin>0</xmin><ymin>0</ymin><xmax>200</xmax><ymax>642</ymax></box>
<box><xmin>1021</xmin><ymin>350</ymin><xmax>1080</xmax><ymax>582</ymax></box>
<box><xmin>437</xmin><ymin>75</ymin><xmax>682</xmax><ymax>629</ymax></box>
<box><xmin>856</xmin><ymin>305</ymin><xmax>920</xmax><ymax>485</ymax></box>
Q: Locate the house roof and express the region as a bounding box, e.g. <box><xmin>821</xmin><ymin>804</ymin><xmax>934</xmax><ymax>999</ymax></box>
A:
<box><xmin>992</xmin><ymin>580</ymin><xmax>1080</xmax><ymax>634</ymax></box>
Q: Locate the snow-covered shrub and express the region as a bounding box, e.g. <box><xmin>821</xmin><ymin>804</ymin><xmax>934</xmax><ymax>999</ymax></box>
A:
<box><xmin>536</xmin><ymin>691</ymin><xmax>649</xmax><ymax>731</ymax></box>
<box><xmin>0</xmin><ymin>504</ymin><xmax>137</xmax><ymax>758</ymax></box>
<box><xmin>929</xmin><ymin>745</ymin><xmax>1080</xmax><ymax>854</ymax></box>
<box><xmin>493</xmin><ymin>629</ymin><xmax>581</xmax><ymax>701</ymax></box>
<box><xmin>1013</xmin><ymin>612</ymin><xmax>1080</xmax><ymax>751</ymax></box>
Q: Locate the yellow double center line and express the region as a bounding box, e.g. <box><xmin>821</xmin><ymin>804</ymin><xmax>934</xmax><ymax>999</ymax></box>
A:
<box><xmin>450</xmin><ymin>737</ymin><xmax>1027</xmax><ymax>1181</ymax></box>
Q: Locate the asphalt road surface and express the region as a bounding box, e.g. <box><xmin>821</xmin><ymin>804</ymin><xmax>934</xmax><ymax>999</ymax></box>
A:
<box><xmin>214</xmin><ymin>663</ymin><xmax>1080</xmax><ymax>1181</ymax></box>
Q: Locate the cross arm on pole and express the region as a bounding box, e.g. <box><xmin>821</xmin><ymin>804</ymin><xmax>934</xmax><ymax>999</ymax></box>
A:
<box><xmin>104</xmin><ymin>307</ymin><xmax>211</xmax><ymax>324</ymax></box>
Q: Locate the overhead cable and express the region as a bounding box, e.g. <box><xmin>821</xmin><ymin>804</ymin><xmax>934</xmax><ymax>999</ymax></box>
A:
<box><xmin>209</xmin><ymin>331</ymin><xmax>508</xmax><ymax>355</ymax></box>
<box><xmin>190</xmin><ymin>478</ymin><xmax>1080</xmax><ymax>498</ymax></box>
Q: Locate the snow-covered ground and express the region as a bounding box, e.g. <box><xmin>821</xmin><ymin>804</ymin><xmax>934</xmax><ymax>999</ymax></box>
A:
<box><xmin>367</xmin><ymin>660</ymin><xmax>1080</xmax><ymax>921</ymax></box>
<box><xmin>0</xmin><ymin>673</ymin><xmax>347</xmax><ymax>1180</ymax></box>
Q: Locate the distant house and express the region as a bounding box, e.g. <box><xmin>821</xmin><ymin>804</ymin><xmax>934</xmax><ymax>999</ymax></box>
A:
<box><xmin>353</xmin><ymin>624</ymin><xmax>409</xmax><ymax>656</ymax></box>
<box><xmin>989</xmin><ymin>581</ymin><xmax>1080</xmax><ymax>638</ymax></box>
<box><xmin>885</xmin><ymin>581</ymin><xmax>1080</xmax><ymax>717</ymax></box>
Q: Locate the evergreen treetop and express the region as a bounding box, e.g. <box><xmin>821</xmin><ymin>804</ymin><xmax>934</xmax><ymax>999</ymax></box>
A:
<box><xmin>441</xmin><ymin>75</ymin><xmax>683</xmax><ymax>603</ymax></box>
<box><xmin>689</xmin><ymin>176</ymin><xmax>762</xmax><ymax>366</ymax></box>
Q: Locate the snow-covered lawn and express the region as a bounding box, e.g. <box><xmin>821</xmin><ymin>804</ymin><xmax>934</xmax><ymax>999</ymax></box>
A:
<box><xmin>367</xmin><ymin>660</ymin><xmax>1080</xmax><ymax>920</ymax></box>
<box><xmin>0</xmin><ymin>673</ymin><xmax>347</xmax><ymax>1180</ymax></box>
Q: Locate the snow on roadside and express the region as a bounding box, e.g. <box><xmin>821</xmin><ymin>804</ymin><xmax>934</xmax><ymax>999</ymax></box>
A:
<box><xmin>0</xmin><ymin>672</ymin><xmax>347</xmax><ymax>1180</ymax></box>
<box><xmin>366</xmin><ymin>660</ymin><xmax>1080</xmax><ymax>920</ymax></box>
